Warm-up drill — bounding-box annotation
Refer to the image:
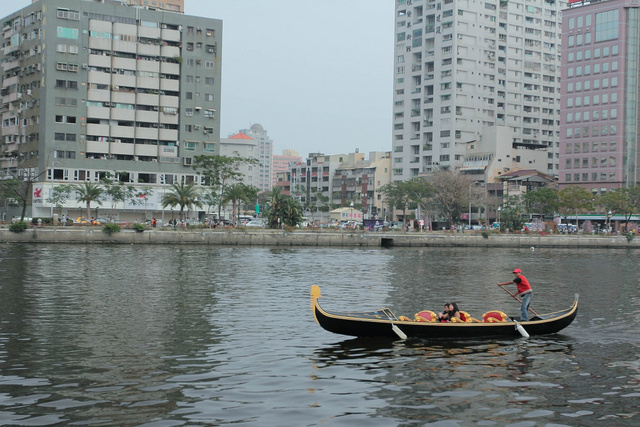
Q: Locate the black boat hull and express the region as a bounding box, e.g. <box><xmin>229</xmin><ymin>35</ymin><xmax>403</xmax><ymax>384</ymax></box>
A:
<box><xmin>311</xmin><ymin>286</ymin><xmax>578</xmax><ymax>339</ymax></box>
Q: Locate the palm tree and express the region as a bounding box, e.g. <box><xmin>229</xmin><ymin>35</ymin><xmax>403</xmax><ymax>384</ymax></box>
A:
<box><xmin>161</xmin><ymin>182</ymin><xmax>202</xmax><ymax>221</ymax></box>
<box><xmin>266</xmin><ymin>187</ymin><xmax>303</xmax><ymax>228</ymax></box>
<box><xmin>223</xmin><ymin>183</ymin><xmax>258</xmax><ymax>224</ymax></box>
<box><xmin>73</xmin><ymin>182</ymin><xmax>104</xmax><ymax>220</ymax></box>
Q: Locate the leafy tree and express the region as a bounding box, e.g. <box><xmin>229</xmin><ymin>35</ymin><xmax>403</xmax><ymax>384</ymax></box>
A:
<box><xmin>223</xmin><ymin>183</ymin><xmax>258</xmax><ymax>224</ymax></box>
<box><xmin>47</xmin><ymin>185</ymin><xmax>73</xmax><ymax>217</ymax></box>
<box><xmin>131</xmin><ymin>187</ymin><xmax>154</xmax><ymax>222</ymax></box>
<box><xmin>0</xmin><ymin>178</ymin><xmax>28</xmax><ymax>220</ymax></box>
<box><xmin>200</xmin><ymin>188</ymin><xmax>220</xmax><ymax>220</ymax></box>
<box><xmin>405</xmin><ymin>177</ymin><xmax>435</xmax><ymax>222</ymax></box>
<box><xmin>499</xmin><ymin>195</ymin><xmax>526</xmax><ymax>232</ymax></box>
<box><xmin>428</xmin><ymin>170</ymin><xmax>476</xmax><ymax>226</ymax></box>
<box><xmin>558</xmin><ymin>186</ymin><xmax>594</xmax><ymax>229</ymax></box>
<box><xmin>73</xmin><ymin>182</ymin><xmax>104</xmax><ymax>220</ymax></box>
<box><xmin>101</xmin><ymin>173</ymin><xmax>135</xmax><ymax>220</ymax></box>
<box><xmin>265</xmin><ymin>186</ymin><xmax>303</xmax><ymax>228</ymax></box>
<box><xmin>522</xmin><ymin>187</ymin><xmax>558</xmax><ymax>218</ymax></box>
<box><xmin>599</xmin><ymin>186</ymin><xmax>640</xmax><ymax>232</ymax></box>
<box><xmin>379</xmin><ymin>180</ymin><xmax>412</xmax><ymax>224</ymax></box>
<box><xmin>161</xmin><ymin>182</ymin><xmax>202</xmax><ymax>220</ymax></box>
<box><xmin>192</xmin><ymin>154</ymin><xmax>259</xmax><ymax>221</ymax></box>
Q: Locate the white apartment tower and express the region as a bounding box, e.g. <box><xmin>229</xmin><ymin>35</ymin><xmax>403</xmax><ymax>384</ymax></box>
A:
<box><xmin>238</xmin><ymin>123</ymin><xmax>273</xmax><ymax>192</ymax></box>
<box><xmin>392</xmin><ymin>0</ymin><xmax>565</xmax><ymax>182</ymax></box>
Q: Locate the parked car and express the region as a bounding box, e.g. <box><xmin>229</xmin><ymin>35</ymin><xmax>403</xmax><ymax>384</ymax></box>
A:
<box><xmin>74</xmin><ymin>217</ymin><xmax>88</xmax><ymax>224</ymax></box>
<box><xmin>245</xmin><ymin>220</ymin><xmax>266</xmax><ymax>228</ymax></box>
<box><xmin>92</xmin><ymin>217</ymin><xmax>109</xmax><ymax>225</ymax></box>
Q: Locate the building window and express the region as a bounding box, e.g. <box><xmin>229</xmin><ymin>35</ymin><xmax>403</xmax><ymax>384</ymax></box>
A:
<box><xmin>204</xmin><ymin>94</ymin><xmax>214</xmax><ymax>102</ymax></box>
<box><xmin>595</xmin><ymin>10</ymin><xmax>619</xmax><ymax>42</ymax></box>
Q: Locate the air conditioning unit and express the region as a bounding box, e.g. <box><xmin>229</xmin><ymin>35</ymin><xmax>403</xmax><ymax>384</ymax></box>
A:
<box><xmin>82</xmin><ymin>64</ymin><xmax>88</xmax><ymax>69</ymax></box>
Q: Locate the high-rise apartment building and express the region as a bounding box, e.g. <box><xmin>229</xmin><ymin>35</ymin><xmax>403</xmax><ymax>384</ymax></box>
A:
<box><xmin>237</xmin><ymin>123</ymin><xmax>273</xmax><ymax>193</ymax></box>
<box><xmin>392</xmin><ymin>0</ymin><xmax>564</xmax><ymax>183</ymax></box>
<box><xmin>1</xmin><ymin>0</ymin><xmax>221</xmax><ymax>219</ymax></box>
<box><xmin>559</xmin><ymin>0</ymin><xmax>635</xmax><ymax>192</ymax></box>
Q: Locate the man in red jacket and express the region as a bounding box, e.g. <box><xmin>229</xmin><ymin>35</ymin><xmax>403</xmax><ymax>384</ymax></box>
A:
<box><xmin>497</xmin><ymin>268</ymin><xmax>533</xmax><ymax>321</ymax></box>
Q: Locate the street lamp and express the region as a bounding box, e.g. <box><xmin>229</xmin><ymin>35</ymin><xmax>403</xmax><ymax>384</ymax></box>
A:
<box><xmin>497</xmin><ymin>206</ymin><xmax>501</xmax><ymax>228</ymax></box>
<box><xmin>349</xmin><ymin>201</ymin><xmax>354</xmax><ymax>223</ymax></box>
<box><xmin>468</xmin><ymin>183</ymin><xmax>473</xmax><ymax>229</ymax></box>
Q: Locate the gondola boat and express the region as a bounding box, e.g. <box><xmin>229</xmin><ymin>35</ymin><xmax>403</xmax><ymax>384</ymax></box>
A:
<box><xmin>310</xmin><ymin>285</ymin><xmax>578</xmax><ymax>339</ymax></box>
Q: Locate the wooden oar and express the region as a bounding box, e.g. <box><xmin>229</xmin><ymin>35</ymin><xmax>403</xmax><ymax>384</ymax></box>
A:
<box><xmin>383</xmin><ymin>309</ymin><xmax>407</xmax><ymax>340</ymax></box>
<box><xmin>499</xmin><ymin>285</ymin><xmax>539</xmax><ymax>316</ymax></box>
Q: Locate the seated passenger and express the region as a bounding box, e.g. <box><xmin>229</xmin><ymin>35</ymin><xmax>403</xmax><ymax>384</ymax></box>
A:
<box><xmin>437</xmin><ymin>302</ymin><xmax>461</xmax><ymax>322</ymax></box>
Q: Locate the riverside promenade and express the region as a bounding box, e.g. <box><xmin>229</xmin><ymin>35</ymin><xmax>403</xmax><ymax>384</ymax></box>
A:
<box><xmin>1</xmin><ymin>227</ymin><xmax>639</xmax><ymax>248</ymax></box>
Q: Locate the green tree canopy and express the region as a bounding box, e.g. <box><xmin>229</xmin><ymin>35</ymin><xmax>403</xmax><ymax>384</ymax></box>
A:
<box><xmin>265</xmin><ymin>186</ymin><xmax>303</xmax><ymax>228</ymax></box>
<box><xmin>522</xmin><ymin>187</ymin><xmax>558</xmax><ymax>218</ymax></box>
<box><xmin>192</xmin><ymin>154</ymin><xmax>259</xmax><ymax>220</ymax></box>
<box><xmin>161</xmin><ymin>182</ymin><xmax>202</xmax><ymax>220</ymax></box>
<box><xmin>558</xmin><ymin>186</ymin><xmax>594</xmax><ymax>227</ymax></box>
<box><xmin>73</xmin><ymin>182</ymin><xmax>104</xmax><ymax>220</ymax></box>
<box><xmin>223</xmin><ymin>183</ymin><xmax>258</xmax><ymax>224</ymax></box>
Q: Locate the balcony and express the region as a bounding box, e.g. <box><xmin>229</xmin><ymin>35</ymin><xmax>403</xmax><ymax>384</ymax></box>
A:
<box><xmin>88</xmin><ymin>71</ymin><xmax>111</xmax><ymax>85</ymax></box>
<box><xmin>112</xmin><ymin>57</ymin><xmax>136</xmax><ymax>71</ymax></box>
<box><xmin>160</xmin><ymin>78</ymin><xmax>179</xmax><ymax>92</ymax></box>
<box><xmin>88</xmin><ymin>54</ymin><xmax>111</xmax><ymax>68</ymax></box>
<box><xmin>136</xmin><ymin>59</ymin><xmax>160</xmax><ymax>73</ymax></box>
<box><xmin>87</xmin><ymin>106</ymin><xmax>110</xmax><ymax>120</ymax></box>
<box><xmin>137</xmin><ymin>76</ymin><xmax>160</xmax><ymax>90</ymax></box>
<box><xmin>134</xmin><ymin>143</ymin><xmax>158</xmax><ymax>157</ymax></box>
<box><xmin>137</xmin><ymin>93</ymin><xmax>159</xmax><ymax>106</ymax></box>
<box><xmin>159</xmin><ymin>128</ymin><xmax>178</xmax><ymax>141</ymax></box>
<box><xmin>138</xmin><ymin>43</ymin><xmax>160</xmax><ymax>57</ymax></box>
<box><xmin>112</xmin><ymin>73</ymin><xmax>136</xmax><ymax>88</ymax></box>
<box><xmin>111</xmin><ymin>125</ymin><xmax>135</xmax><ymax>139</ymax></box>
<box><xmin>159</xmin><ymin>144</ymin><xmax>178</xmax><ymax>157</ymax></box>
<box><xmin>86</xmin><ymin>140</ymin><xmax>109</xmax><ymax>154</ymax></box>
<box><xmin>88</xmin><ymin>37</ymin><xmax>111</xmax><ymax>51</ymax></box>
<box><xmin>112</xmin><ymin>90</ymin><xmax>136</xmax><ymax>104</ymax></box>
<box><xmin>138</xmin><ymin>26</ymin><xmax>160</xmax><ymax>39</ymax></box>
<box><xmin>161</xmin><ymin>28</ymin><xmax>181</xmax><ymax>42</ymax></box>
<box><xmin>86</xmin><ymin>123</ymin><xmax>110</xmax><ymax>137</ymax></box>
<box><xmin>111</xmin><ymin>108</ymin><xmax>133</xmax><ymax>121</ymax></box>
<box><xmin>135</xmin><ymin>127</ymin><xmax>158</xmax><ymax>140</ymax></box>
<box><xmin>161</xmin><ymin>45</ymin><xmax>180</xmax><ymax>58</ymax></box>
<box><xmin>110</xmin><ymin>141</ymin><xmax>134</xmax><ymax>155</ymax></box>
<box><xmin>136</xmin><ymin>110</ymin><xmax>159</xmax><ymax>123</ymax></box>
<box><xmin>159</xmin><ymin>112</ymin><xmax>179</xmax><ymax>125</ymax></box>
<box><xmin>159</xmin><ymin>95</ymin><xmax>179</xmax><ymax>108</ymax></box>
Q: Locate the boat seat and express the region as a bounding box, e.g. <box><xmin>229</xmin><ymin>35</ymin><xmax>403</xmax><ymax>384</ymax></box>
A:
<box><xmin>459</xmin><ymin>311</ymin><xmax>481</xmax><ymax>323</ymax></box>
<box><xmin>482</xmin><ymin>310</ymin><xmax>508</xmax><ymax>323</ymax></box>
<box><xmin>414</xmin><ymin>310</ymin><xmax>437</xmax><ymax>322</ymax></box>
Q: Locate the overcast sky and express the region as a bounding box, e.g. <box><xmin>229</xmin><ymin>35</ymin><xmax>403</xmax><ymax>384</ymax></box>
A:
<box><xmin>1</xmin><ymin>0</ymin><xmax>395</xmax><ymax>157</ymax></box>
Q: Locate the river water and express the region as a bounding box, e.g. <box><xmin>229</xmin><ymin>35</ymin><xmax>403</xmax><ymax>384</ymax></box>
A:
<box><xmin>0</xmin><ymin>244</ymin><xmax>638</xmax><ymax>426</ymax></box>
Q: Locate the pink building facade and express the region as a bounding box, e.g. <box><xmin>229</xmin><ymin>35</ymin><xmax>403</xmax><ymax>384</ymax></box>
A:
<box><xmin>559</xmin><ymin>0</ymin><xmax>638</xmax><ymax>193</ymax></box>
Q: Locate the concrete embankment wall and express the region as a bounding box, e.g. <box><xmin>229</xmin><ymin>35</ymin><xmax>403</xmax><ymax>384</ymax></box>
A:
<box><xmin>1</xmin><ymin>228</ymin><xmax>639</xmax><ymax>248</ymax></box>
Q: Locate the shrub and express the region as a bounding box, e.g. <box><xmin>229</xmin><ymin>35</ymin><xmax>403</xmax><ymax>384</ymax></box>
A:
<box><xmin>9</xmin><ymin>221</ymin><xmax>30</xmax><ymax>233</ymax></box>
<box><xmin>625</xmin><ymin>231</ymin><xmax>635</xmax><ymax>243</ymax></box>
<box><xmin>481</xmin><ymin>230</ymin><xmax>490</xmax><ymax>239</ymax></box>
<box><xmin>133</xmin><ymin>223</ymin><xmax>145</xmax><ymax>232</ymax></box>
<box><xmin>102</xmin><ymin>223</ymin><xmax>122</xmax><ymax>235</ymax></box>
